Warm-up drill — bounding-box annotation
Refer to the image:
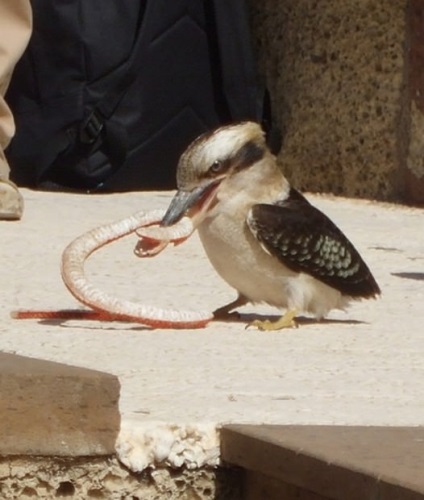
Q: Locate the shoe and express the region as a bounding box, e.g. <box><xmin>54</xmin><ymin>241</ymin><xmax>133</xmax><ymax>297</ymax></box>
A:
<box><xmin>0</xmin><ymin>178</ymin><xmax>24</xmax><ymax>220</ymax></box>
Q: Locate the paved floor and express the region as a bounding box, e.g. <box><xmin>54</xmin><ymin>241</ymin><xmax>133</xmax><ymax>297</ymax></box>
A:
<box><xmin>1</xmin><ymin>189</ymin><xmax>423</xmax><ymax>471</ymax></box>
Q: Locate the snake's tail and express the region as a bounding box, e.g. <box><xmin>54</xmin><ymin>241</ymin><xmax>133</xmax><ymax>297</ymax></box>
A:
<box><xmin>11</xmin><ymin>309</ymin><xmax>107</xmax><ymax>321</ymax></box>
<box><xmin>11</xmin><ymin>308</ymin><xmax>211</xmax><ymax>328</ymax></box>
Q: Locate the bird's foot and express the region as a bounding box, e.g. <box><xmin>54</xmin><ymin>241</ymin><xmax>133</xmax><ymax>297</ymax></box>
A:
<box><xmin>246</xmin><ymin>310</ymin><xmax>298</xmax><ymax>331</ymax></box>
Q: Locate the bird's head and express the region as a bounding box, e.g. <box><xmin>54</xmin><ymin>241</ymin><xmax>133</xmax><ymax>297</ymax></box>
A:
<box><xmin>161</xmin><ymin>121</ymin><xmax>269</xmax><ymax>227</ymax></box>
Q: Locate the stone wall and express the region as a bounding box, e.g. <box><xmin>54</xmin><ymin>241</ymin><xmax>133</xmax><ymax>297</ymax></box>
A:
<box><xmin>248</xmin><ymin>0</ymin><xmax>424</xmax><ymax>204</ymax></box>
<box><xmin>0</xmin><ymin>457</ymin><xmax>241</xmax><ymax>499</ymax></box>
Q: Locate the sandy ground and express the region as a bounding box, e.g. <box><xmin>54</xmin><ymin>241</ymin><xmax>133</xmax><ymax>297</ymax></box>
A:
<box><xmin>1</xmin><ymin>188</ymin><xmax>423</xmax><ymax>470</ymax></box>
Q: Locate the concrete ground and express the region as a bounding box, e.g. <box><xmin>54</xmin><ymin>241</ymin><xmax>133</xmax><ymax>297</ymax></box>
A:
<box><xmin>1</xmin><ymin>188</ymin><xmax>423</xmax><ymax>473</ymax></box>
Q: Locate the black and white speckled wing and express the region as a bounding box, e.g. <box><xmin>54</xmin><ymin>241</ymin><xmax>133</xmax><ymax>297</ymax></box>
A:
<box><xmin>247</xmin><ymin>189</ymin><xmax>381</xmax><ymax>298</ymax></box>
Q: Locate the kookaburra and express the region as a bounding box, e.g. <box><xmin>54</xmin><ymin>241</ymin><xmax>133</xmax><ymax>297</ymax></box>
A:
<box><xmin>161</xmin><ymin>122</ymin><xmax>381</xmax><ymax>330</ymax></box>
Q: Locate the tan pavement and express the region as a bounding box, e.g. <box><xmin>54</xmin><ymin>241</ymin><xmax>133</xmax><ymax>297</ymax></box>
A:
<box><xmin>1</xmin><ymin>188</ymin><xmax>423</xmax><ymax>471</ymax></box>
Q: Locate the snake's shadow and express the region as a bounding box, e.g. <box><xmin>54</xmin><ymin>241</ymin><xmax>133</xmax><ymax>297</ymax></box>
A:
<box><xmin>37</xmin><ymin>318</ymin><xmax>152</xmax><ymax>331</ymax></box>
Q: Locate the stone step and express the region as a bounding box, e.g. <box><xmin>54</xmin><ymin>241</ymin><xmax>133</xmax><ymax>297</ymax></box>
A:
<box><xmin>221</xmin><ymin>424</ymin><xmax>424</xmax><ymax>500</ymax></box>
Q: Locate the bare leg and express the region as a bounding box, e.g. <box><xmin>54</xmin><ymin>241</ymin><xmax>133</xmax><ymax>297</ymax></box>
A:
<box><xmin>213</xmin><ymin>294</ymin><xmax>248</xmax><ymax>320</ymax></box>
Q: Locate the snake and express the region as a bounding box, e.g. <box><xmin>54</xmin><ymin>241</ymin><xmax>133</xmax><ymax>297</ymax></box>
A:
<box><xmin>13</xmin><ymin>209</ymin><xmax>212</xmax><ymax>329</ymax></box>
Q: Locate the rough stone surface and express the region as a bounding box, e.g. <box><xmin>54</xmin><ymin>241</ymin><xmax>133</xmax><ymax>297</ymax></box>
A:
<box><xmin>0</xmin><ymin>353</ymin><xmax>120</xmax><ymax>456</ymax></box>
<box><xmin>406</xmin><ymin>0</ymin><xmax>424</xmax><ymax>202</ymax></box>
<box><xmin>0</xmin><ymin>456</ymin><xmax>241</xmax><ymax>500</ymax></box>
<box><xmin>248</xmin><ymin>0</ymin><xmax>424</xmax><ymax>204</ymax></box>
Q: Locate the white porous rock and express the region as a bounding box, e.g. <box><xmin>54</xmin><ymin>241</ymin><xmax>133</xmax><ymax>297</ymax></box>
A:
<box><xmin>116</xmin><ymin>420</ymin><xmax>220</xmax><ymax>472</ymax></box>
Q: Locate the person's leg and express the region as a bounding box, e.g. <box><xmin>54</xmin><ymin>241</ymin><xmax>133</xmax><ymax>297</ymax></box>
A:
<box><xmin>0</xmin><ymin>0</ymin><xmax>32</xmax><ymax>220</ymax></box>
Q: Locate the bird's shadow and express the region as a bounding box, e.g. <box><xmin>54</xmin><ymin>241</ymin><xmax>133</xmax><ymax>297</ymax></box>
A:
<box><xmin>33</xmin><ymin>309</ymin><xmax>363</xmax><ymax>330</ymax></box>
<box><xmin>391</xmin><ymin>272</ymin><xmax>424</xmax><ymax>281</ymax></box>
<box><xmin>213</xmin><ymin>312</ymin><xmax>364</xmax><ymax>326</ymax></box>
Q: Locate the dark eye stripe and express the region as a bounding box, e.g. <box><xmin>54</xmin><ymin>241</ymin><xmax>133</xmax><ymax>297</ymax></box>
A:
<box><xmin>234</xmin><ymin>140</ymin><xmax>265</xmax><ymax>172</ymax></box>
<box><xmin>203</xmin><ymin>140</ymin><xmax>265</xmax><ymax>179</ymax></box>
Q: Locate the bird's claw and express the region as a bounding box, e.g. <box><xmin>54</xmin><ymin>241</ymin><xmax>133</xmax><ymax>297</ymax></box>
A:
<box><xmin>246</xmin><ymin>310</ymin><xmax>298</xmax><ymax>331</ymax></box>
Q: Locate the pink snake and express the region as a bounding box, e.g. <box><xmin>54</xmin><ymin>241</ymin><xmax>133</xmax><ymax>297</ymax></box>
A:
<box><xmin>13</xmin><ymin>209</ymin><xmax>213</xmax><ymax>329</ymax></box>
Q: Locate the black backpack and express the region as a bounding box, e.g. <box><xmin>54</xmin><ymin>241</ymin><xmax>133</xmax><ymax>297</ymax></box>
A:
<box><xmin>6</xmin><ymin>0</ymin><xmax>277</xmax><ymax>192</ymax></box>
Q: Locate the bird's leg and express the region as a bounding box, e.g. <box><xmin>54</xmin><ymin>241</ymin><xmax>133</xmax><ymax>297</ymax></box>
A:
<box><xmin>247</xmin><ymin>309</ymin><xmax>298</xmax><ymax>331</ymax></box>
<box><xmin>213</xmin><ymin>295</ymin><xmax>248</xmax><ymax>321</ymax></box>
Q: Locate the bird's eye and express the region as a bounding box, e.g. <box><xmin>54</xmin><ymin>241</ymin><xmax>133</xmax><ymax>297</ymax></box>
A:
<box><xmin>208</xmin><ymin>160</ymin><xmax>225</xmax><ymax>175</ymax></box>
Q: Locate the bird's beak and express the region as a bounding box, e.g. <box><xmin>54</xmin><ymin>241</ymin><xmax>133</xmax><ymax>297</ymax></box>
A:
<box><xmin>161</xmin><ymin>180</ymin><xmax>220</xmax><ymax>227</ymax></box>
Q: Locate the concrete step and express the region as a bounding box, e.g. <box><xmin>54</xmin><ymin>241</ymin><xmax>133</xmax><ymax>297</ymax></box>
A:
<box><xmin>221</xmin><ymin>424</ymin><xmax>424</xmax><ymax>500</ymax></box>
